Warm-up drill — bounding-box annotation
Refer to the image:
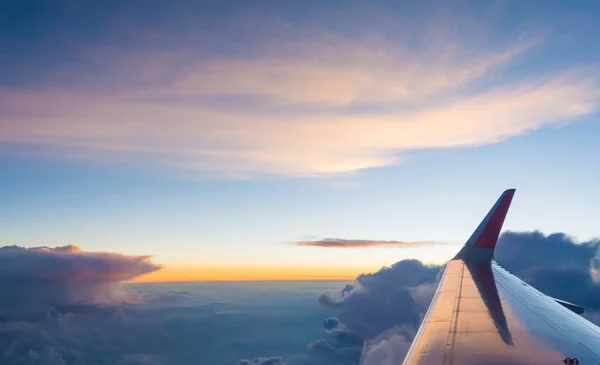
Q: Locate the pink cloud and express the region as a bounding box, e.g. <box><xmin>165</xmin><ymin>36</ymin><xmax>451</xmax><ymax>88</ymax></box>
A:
<box><xmin>0</xmin><ymin>33</ymin><xmax>597</xmax><ymax>178</ymax></box>
<box><xmin>0</xmin><ymin>245</ymin><xmax>160</xmax><ymax>304</ymax></box>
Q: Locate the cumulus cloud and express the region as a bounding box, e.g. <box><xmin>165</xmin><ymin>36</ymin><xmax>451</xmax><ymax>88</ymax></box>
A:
<box><xmin>239</xmin><ymin>260</ymin><xmax>443</xmax><ymax>365</ymax></box>
<box><xmin>319</xmin><ymin>260</ymin><xmax>440</xmax><ymax>339</ymax></box>
<box><xmin>311</xmin><ymin>260</ymin><xmax>441</xmax><ymax>365</ymax></box>
<box><xmin>359</xmin><ymin>327</ymin><xmax>413</xmax><ymax>365</ymax></box>
<box><xmin>248</xmin><ymin>231</ymin><xmax>600</xmax><ymax>365</ymax></box>
<box><xmin>0</xmin><ymin>245</ymin><xmax>160</xmax><ymax>305</ymax></box>
<box><xmin>294</xmin><ymin>238</ymin><xmax>438</xmax><ymax>248</ymax></box>
<box><xmin>116</xmin><ymin>353</ymin><xmax>162</xmax><ymax>365</ymax></box>
<box><xmin>322</xmin><ymin>317</ymin><xmax>340</xmax><ymax>330</ymax></box>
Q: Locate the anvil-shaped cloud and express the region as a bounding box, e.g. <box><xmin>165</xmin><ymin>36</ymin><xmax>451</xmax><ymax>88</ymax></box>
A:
<box><xmin>0</xmin><ymin>245</ymin><xmax>160</xmax><ymax>305</ymax></box>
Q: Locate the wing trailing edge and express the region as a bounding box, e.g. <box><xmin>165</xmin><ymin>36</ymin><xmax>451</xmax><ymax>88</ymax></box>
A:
<box><xmin>454</xmin><ymin>189</ymin><xmax>515</xmax><ymax>262</ymax></box>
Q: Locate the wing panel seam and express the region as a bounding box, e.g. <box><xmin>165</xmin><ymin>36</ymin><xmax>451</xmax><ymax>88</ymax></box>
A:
<box><xmin>442</xmin><ymin>261</ymin><xmax>464</xmax><ymax>365</ymax></box>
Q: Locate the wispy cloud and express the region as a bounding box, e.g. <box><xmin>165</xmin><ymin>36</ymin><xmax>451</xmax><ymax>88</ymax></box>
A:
<box><xmin>170</xmin><ymin>36</ymin><xmax>534</xmax><ymax>105</ymax></box>
<box><xmin>1</xmin><ymin>23</ymin><xmax>597</xmax><ymax>178</ymax></box>
<box><xmin>294</xmin><ymin>238</ymin><xmax>439</xmax><ymax>248</ymax></box>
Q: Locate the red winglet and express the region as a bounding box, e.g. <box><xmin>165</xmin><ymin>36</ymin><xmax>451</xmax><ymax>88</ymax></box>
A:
<box><xmin>455</xmin><ymin>189</ymin><xmax>516</xmax><ymax>261</ymax></box>
<box><xmin>473</xmin><ymin>189</ymin><xmax>515</xmax><ymax>248</ymax></box>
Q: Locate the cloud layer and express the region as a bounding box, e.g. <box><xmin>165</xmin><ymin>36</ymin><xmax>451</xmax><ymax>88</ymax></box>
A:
<box><xmin>1</xmin><ymin>11</ymin><xmax>598</xmax><ymax>178</ymax></box>
<box><xmin>294</xmin><ymin>238</ymin><xmax>438</xmax><ymax>248</ymax></box>
<box><xmin>0</xmin><ymin>271</ymin><xmax>333</xmax><ymax>364</ymax></box>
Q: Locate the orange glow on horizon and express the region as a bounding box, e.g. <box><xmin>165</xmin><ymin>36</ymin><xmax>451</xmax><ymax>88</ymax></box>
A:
<box><xmin>131</xmin><ymin>265</ymin><xmax>375</xmax><ymax>282</ymax></box>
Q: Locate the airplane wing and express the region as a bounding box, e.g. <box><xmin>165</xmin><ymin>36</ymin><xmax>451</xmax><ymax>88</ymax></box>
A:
<box><xmin>403</xmin><ymin>189</ymin><xmax>600</xmax><ymax>365</ymax></box>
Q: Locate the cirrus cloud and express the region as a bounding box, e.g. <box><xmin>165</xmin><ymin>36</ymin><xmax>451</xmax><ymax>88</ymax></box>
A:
<box><xmin>1</xmin><ymin>22</ymin><xmax>598</xmax><ymax>178</ymax></box>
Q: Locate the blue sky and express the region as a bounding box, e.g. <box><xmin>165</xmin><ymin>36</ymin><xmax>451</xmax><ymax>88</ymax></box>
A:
<box><xmin>1</xmin><ymin>0</ymin><xmax>599</xmax><ymax>278</ymax></box>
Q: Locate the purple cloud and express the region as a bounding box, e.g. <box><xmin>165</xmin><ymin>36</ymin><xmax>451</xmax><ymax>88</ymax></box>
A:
<box><xmin>0</xmin><ymin>245</ymin><xmax>160</xmax><ymax>305</ymax></box>
<box><xmin>294</xmin><ymin>239</ymin><xmax>438</xmax><ymax>248</ymax></box>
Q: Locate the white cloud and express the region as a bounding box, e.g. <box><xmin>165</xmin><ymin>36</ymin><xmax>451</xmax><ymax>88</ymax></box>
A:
<box><xmin>360</xmin><ymin>327</ymin><xmax>413</xmax><ymax>365</ymax></box>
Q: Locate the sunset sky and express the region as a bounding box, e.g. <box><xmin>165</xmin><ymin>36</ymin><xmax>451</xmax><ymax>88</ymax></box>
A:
<box><xmin>2</xmin><ymin>0</ymin><xmax>599</xmax><ymax>281</ymax></box>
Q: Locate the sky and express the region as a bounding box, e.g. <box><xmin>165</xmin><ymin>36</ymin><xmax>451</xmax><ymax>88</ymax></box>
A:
<box><xmin>1</xmin><ymin>0</ymin><xmax>600</xmax><ymax>281</ymax></box>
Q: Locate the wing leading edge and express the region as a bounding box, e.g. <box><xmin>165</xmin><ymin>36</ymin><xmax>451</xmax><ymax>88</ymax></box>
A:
<box><xmin>402</xmin><ymin>190</ymin><xmax>600</xmax><ymax>365</ymax></box>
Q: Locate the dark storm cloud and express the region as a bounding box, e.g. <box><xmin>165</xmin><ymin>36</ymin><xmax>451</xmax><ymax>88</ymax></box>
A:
<box><xmin>294</xmin><ymin>238</ymin><xmax>438</xmax><ymax>248</ymax></box>
<box><xmin>496</xmin><ymin>232</ymin><xmax>599</xmax><ymax>273</ymax></box>
<box><xmin>495</xmin><ymin>231</ymin><xmax>600</xmax><ymax>312</ymax></box>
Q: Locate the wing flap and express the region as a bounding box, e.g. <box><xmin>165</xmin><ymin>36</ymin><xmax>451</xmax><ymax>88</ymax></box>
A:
<box><xmin>552</xmin><ymin>297</ymin><xmax>585</xmax><ymax>315</ymax></box>
<box><xmin>403</xmin><ymin>261</ymin><xmax>600</xmax><ymax>365</ymax></box>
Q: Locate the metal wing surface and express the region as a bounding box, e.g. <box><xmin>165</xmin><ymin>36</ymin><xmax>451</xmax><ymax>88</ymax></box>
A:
<box><xmin>403</xmin><ymin>190</ymin><xmax>600</xmax><ymax>365</ymax></box>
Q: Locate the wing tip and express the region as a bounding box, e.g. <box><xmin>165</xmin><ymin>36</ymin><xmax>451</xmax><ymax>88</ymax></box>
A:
<box><xmin>455</xmin><ymin>188</ymin><xmax>516</xmax><ymax>261</ymax></box>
